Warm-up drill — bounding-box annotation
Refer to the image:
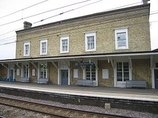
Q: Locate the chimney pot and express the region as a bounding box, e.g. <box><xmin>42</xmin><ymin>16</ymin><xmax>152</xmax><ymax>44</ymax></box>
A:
<box><xmin>23</xmin><ymin>21</ymin><xmax>32</xmax><ymax>29</ymax></box>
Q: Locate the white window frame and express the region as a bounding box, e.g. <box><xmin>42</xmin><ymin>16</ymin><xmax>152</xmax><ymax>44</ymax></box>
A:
<box><xmin>85</xmin><ymin>64</ymin><xmax>96</xmax><ymax>81</ymax></box>
<box><xmin>60</xmin><ymin>36</ymin><xmax>69</xmax><ymax>53</ymax></box>
<box><xmin>115</xmin><ymin>28</ymin><xmax>128</xmax><ymax>50</ymax></box>
<box><xmin>23</xmin><ymin>42</ymin><xmax>30</xmax><ymax>56</ymax></box>
<box><xmin>40</xmin><ymin>39</ymin><xmax>47</xmax><ymax>55</ymax></box>
<box><xmin>116</xmin><ymin>62</ymin><xmax>130</xmax><ymax>82</ymax></box>
<box><xmin>39</xmin><ymin>63</ymin><xmax>47</xmax><ymax>78</ymax></box>
<box><xmin>85</xmin><ymin>32</ymin><xmax>96</xmax><ymax>52</ymax></box>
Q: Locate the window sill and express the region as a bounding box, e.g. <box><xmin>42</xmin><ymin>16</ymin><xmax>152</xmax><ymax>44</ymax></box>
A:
<box><xmin>40</xmin><ymin>53</ymin><xmax>47</xmax><ymax>56</ymax></box>
<box><xmin>60</xmin><ymin>51</ymin><xmax>69</xmax><ymax>54</ymax></box>
<box><xmin>85</xmin><ymin>49</ymin><xmax>96</xmax><ymax>52</ymax></box>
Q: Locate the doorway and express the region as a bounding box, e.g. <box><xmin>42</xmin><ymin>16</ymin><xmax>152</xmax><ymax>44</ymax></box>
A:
<box><xmin>154</xmin><ymin>69</ymin><xmax>158</xmax><ymax>89</ymax></box>
<box><xmin>61</xmin><ymin>70</ymin><xmax>68</xmax><ymax>85</ymax></box>
<box><xmin>9</xmin><ymin>69</ymin><xmax>14</xmax><ymax>81</ymax></box>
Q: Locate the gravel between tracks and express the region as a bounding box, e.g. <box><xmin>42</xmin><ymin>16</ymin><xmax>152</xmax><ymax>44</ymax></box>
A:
<box><xmin>0</xmin><ymin>93</ymin><xmax>158</xmax><ymax>118</ymax></box>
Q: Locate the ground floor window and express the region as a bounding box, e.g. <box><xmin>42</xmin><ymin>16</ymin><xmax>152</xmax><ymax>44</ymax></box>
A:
<box><xmin>85</xmin><ymin>65</ymin><xmax>96</xmax><ymax>81</ymax></box>
<box><xmin>39</xmin><ymin>64</ymin><xmax>47</xmax><ymax>78</ymax></box>
<box><xmin>23</xmin><ymin>64</ymin><xmax>29</xmax><ymax>78</ymax></box>
<box><xmin>117</xmin><ymin>62</ymin><xmax>129</xmax><ymax>81</ymax></box>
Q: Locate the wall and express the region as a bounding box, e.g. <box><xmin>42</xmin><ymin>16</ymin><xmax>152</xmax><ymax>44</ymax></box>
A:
<box><xmin>70</xmin><ymin>61</ymin><xmax>83</xmax><ymax>85</ymax></box>
<box><xmin>15</xmin><ymin>64</ymin><xmax>21</xmax><ymax>81</ymax></box>
<box><xmin>48</xmin><ymin>62</ymin><xmax>58</xmax><ymax>84</ymax></box>
<box><xmin>0</xmin><ymin>65</ymin><xmax>7</xmax><ymax>78</ymax></box>
<box><xmin>16</xmin><ymin>5</ymin><xmax>150</xmax><ymax>58</ymax></box>
<box><xmin>98</xmin><ymin>60</ymin><xmax>114</xmax><ymax>87</ymax></box>
<box><xmin>132</xmin><ymin>59</ymin><xmax>151</xmax><ymax>88</ymax></box>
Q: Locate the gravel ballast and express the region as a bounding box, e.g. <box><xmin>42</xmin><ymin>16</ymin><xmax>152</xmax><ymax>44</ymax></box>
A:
<box><xmin>0</xmin><ymin>93</ymin><xmax>158</xmax><ymax>118</ymax></box>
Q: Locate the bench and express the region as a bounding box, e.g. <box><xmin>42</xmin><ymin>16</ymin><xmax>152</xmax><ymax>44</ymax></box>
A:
<box><xmin>37</xmin><ymin>78</ymin><xmax>48</xmax><ymax>84</ymax></box>
<box><xmin>21</xmin><ymin>77</ymin><xmax>29</xmax><ymax>82</ymax></box>
<box><xmin>75</xmin><ymin>79</ymin><xmax>94</xmax><ymax>86</ymax></box>
<box><xmin>126</xmin><ymin>80</ymin><xmax>147</xmax><ymax>88</ymax></box>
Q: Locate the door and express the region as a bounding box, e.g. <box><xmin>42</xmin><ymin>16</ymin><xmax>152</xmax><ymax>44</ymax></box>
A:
<box><xmin>85</xmin><ymin>65</ymin><xmax>96</xmax><ymax>81</ymax></box>
<box><xmin>116</xmin><ymin>62</ymin><xmax>130</xmax><ymax>87</ymax></box>
<box><xmin>9</xmin><ymin>69</ymin><xmax>14</xmax><ymax>81</ymax></box>
<box><xmin>154</xmin><ymin>69</ymin><xmax>158</xmax><ymax>89</ymax></box>
<box><xmin>61</xmin><ymin>70</ymin><xmax>68</xmax><ymax>85</ymax></box>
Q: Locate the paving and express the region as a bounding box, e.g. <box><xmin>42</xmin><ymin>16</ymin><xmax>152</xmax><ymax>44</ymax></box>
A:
<box><xmin>0</xmin><ymin>82</ymin><xmax>158</xmax><ymax>102</ymax></box>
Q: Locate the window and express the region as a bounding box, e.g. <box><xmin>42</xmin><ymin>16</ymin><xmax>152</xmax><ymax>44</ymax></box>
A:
<box><xmin>85</xmin><ymin>64</ymin><xmax>96</xmax><ymax>81</ymax></box>
<box><xmin>24</xmin><ymin>42</ymin><xmax>30</xmax><ymax>56</ymax></box>
<box><xmin>60</xmin><ymin>36</ymin><xmax>69</xmax><ymax>53</ymax></box>
<box><xmin>85</xmin><ymin>32</ymin><xmax>96</xmax><ymax>51</ymax></box>
<box><xmin>40</xmin><ymin>39</ymin><xmax>47</xmax><ymax>55</ymax></box>
<box><xmin>117</xmin><ymin>62</ymin><xmax>129</xmax><ymax>81</ymax></box>
<box><xmin>39</xmin><ymin>63</ymin><xmax>47</xmax><ymax>78</ymax></box>
<box><xmin>115</xmin><ymin>28</ymin><xmax>128</xmax><ymax>49</ymax></box>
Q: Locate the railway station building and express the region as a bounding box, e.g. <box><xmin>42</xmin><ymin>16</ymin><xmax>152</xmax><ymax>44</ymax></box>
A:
<box><xmin>0</xmin><ymin>3</ymin><xmax>158</xmax><ymax>89</ymax></box>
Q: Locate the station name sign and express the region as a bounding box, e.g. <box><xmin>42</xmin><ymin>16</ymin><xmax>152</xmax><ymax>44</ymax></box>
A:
<box><xmin>75</xmin><ymin>62</ymin><xmax>95</xmax><ymax>66</ymax></box>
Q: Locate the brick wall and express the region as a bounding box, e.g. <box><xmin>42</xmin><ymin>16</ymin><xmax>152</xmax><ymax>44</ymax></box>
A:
<box><xmin>0</xmin><ymin>65</ymin><xmax>7</xmax><ymax>78</ymax></box>
<box><xmin>16</xmin><ymin>5</ymin><xmax>150</xmax><ymax>58</ymax></box>
<box><xmin>132</xmin><ymin>59</ymin><xmax>151</xmax><ymax>88</ymax></box>
<box><xmin>48</xmin><ymin>62</ymin><xmax>58</xmax><ymax>84</ymax></box>
<box><xmin>98</xmin><ymin>60</ymin><xmax>114</xmax><ymax>87</ymax></box>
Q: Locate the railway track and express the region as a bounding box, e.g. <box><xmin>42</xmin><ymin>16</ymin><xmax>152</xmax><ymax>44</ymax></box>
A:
<box><xmin>0</xmin><ymin>96</ymin><xmax>133</xmax><ymax>118</ymax></box>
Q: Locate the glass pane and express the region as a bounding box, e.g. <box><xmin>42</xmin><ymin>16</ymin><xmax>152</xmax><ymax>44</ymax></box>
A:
<box><xmin>85</xmin><ymin>64</ymin><xmax>96</xmax><ymax>80</ymax></box>
<box><xmin>86</xmin><ymin>66</ymin><xmax>90</xmax><ymax>71</ymax></box>
<box><xmin>42</xmin><ymin>42</ymin><xmax>46</xmax><ymax>53</ymax></box>
<box><xmin>123</xmin><ymin>62</ymin><xmax>129</xmax><ymax>71</ymax></box>
<box><xmin>92</xmin><ymin>77</ymin><xmax>95</xmax><ymax>80</ymax></box>
<box><xmin>155</xmin><ymin>63</ymin><xmax>158</xmax><ymax>68</ymax></box>
<box><xmin>117</xmin><ymin>72</ymin><xmax>122</xmax><ymax>81</ymax></box>
<box><xmin>117</xmin><ymin>32</ymin><xmax>126</xmax><ymax>47</ymax></box>
<box><xmin>87</xmin><ymin>36</ymin><xmax>94</xmax><ymax>49</ymax></box>
<box><xmin>117</xmin><ymin>62</ymin><xmax>122</xmax><ymax>71</ymax></box>
<box><xmin>62</xmin><ymin>39</ymin><xmax>68</xmax><ymax>51</ymax></box>
<box><xmin>25</xmin><ymin>45</ymin><xmax>29</xmax><ymax>55</ymax></box>
<box><xmin>124</xmin><ymin>72</ymin><xmax>129</xmax><ymax>81</ymax></box>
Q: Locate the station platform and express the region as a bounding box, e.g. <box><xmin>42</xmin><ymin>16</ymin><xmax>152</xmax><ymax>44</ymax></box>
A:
<box><xmin>0</xmin><ymin>82</ymin><xmax>158</xmax><ymax>102</ymax></box>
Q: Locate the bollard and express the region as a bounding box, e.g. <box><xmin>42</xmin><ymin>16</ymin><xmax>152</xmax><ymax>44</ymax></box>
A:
<box><xmin>104</xmin><ymin>103</ymin><xmax>111</xmax><ymax>110</ymax></box>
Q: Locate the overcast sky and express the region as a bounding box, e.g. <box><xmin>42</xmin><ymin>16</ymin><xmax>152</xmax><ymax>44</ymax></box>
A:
<box><xmin>0</xmin><ymin>0</ymin><xmax>157</xmax><ymax>60</ymax></box>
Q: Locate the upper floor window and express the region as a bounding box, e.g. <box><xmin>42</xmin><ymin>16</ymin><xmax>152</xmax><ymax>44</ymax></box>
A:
<box><xmin>115</xmin><ymin>28</ymin><xmax>128</xmax><ymax>50</ymax></box>
<box><xmin>24</xmin><ymin>42</ymin><xmax>30</xmax><ymax>56</ymax></box>
<box><xmin>40</xmin><ymin>39</ymin><xmax>47</xmax><ymax>55</ymax></box>
<box><xmin>85</xmin><ymin>32</ymin><xmax>96</xmax><ymax>51</ymax></box>
<box><xmin>60</xmin><ymin>36</ymin><xmax>69</xmax><ymax>53</ymax></box>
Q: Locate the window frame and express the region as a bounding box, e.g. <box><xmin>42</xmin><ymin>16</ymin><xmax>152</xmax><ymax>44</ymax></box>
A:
<box><xmin>115</xmin><ymin>28</ymin><xmax>128</xmax><ymax>50</ymax></box>
<box><xmin>23</xmin><ymin>42</ymin><xmax>30</xmax><ymax>56</ymax></box>
<box><xmin>40</xmin><ymin>39</ymin><xmax>47</xmax><ymax>55</ymax></box>
<box><xmin>60</xmin><ymin>36</ymin><xmax>69</xmax><ymax>53</ymax></box>
<box><xmin>39</xmin><ymin>63</ymin><xmax>47</xmax><ymax>78</ymax></box>
<box><xmin>85</xmin><ymin>32</ymin><xmax>96</xmax><ymax>52</ymax></box>
<box><xmin>116</xmin><ymin>62</ymin><xmax>129</xmax><ymax>82</ymax></box>
<box><xmin>23</xmin><ymin>64</ymin><xmax>29</xmax><ymax>78</ymax></box>
<box><xmin>85</xmin><ymin>64</ymin><xmax>96</xmax><ymax>81</ymax></box>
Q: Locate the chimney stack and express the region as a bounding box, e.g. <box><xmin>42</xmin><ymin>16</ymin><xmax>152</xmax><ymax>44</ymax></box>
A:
<box><xmin>23</xmin><ymin>21</ymin><xmax>32</xmax><ymax>29</ymax></box>
<box><xmin>142</xmin><ymin>0</ymin><xmax>150</xmax><ymax>4</ymax></box>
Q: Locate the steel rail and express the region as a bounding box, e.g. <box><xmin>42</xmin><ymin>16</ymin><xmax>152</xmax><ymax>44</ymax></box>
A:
<box><xmin>0</xmin><ymin>96</ymin><xmax>133</xmax><ymax>118</ymax></box>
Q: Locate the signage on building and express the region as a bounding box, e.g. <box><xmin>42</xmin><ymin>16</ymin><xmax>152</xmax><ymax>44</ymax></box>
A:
<box><xmin>75</xmin><ymin>62</ymin><xmax>95</xmax><ymax>66</ymax></box>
